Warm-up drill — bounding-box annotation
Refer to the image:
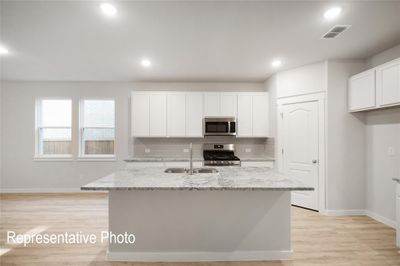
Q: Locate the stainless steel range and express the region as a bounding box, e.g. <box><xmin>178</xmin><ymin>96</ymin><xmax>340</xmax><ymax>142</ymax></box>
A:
<box><xmin>203</xmin><ymin>143</ymin><xmax>241</xmax><ymax>166</ymax></box>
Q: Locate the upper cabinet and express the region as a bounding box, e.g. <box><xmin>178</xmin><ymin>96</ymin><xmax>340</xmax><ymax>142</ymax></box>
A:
<box><xmin>348</xmin><ymin>69</ymin><xmax>376</xmax><ymax>112</ymax></box>
<box><xmin>185</xmin><ymin>93</ymin><xmax>203</xmax><ymax>137</ymax></box>
<box><xmin>376</xmin><ymin>58</ymin><xmax>400</xmax><ymax>107</ymax></box>
<box><xmin>132</xmin><ymin>91</ymin><xmax>270</xmax><ymax>138</ymax></box>
<box><xmin>131</xmin><ymin>92</ymin><xmax>167</xmax><ymax>137</ymax></box>
<box><xmin>237</xmin><ymin>92</ymin><xmax>269</xmax><ymax>137</ymax></box>
<box><xmin>132</xmin><ymin>92</ymin><xmax>203</xmax><ymax>138</ymax></box>
<box><xmin>204</xmin><ymin>92</ymin><xmax>236</xmax><ymax>117</ymax></box>
<box><xmin>348</xmin><ymin>58</ymin><xmax>400</xmax><ymax>112</ymax></box>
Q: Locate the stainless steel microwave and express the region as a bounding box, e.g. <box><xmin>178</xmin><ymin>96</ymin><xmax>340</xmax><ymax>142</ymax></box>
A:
<box><xmin>203</xmin><ymin>117</ymin><xmax>236</xmax><ymax>136</ymax></box>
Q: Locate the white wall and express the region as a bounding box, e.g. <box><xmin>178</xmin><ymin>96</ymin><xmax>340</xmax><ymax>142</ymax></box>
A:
<box><xmin>366</xmin><ymin>44</ymin><xmax>400</xmax><ymax>68</ymax></box>
<box><xmin>326</xmin><ymin>60</ymin><xmax>366</xmax><ymax>211</ymax></box>
<box><xmin>366</xmin><ymin>108</ymin><xmax>400</xmax><ymax>224</ymax></box>
<box><xmin>0</xmin><ymin>81</ymin><xmax>264</xmax><ymax>191</ymax></box>
<box><xmin>266</xmin><ymin>59</ymin><xmax>366</xmax><ymax>212</ymax></box>
<box><xmin>365</xmin><ymin>45</ymin><xmax>400</xmax><ymax>225</ymax></box>
<box><xmin>275</xmin><ymin>61</ymin><xmax>327</xmax><ymax>98</ymax></box>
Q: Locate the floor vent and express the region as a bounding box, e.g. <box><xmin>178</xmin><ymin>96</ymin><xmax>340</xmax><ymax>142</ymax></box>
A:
<box><xmin>322</xmin><ymin>25</ymin><xmax>351</xmax><ymax>39</ymax></box>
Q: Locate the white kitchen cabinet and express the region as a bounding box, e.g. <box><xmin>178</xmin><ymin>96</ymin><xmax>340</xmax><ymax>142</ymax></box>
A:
<box><xmin>185</xmin><ymin>93</ymin><xmax>203</xmax><ymax>137</ymax></box>
<box><xmin>376</xmin><ymin>58</ymin><xmax>400</xmax><ymax>107</ymax></box>
<box><xmin>237</xmin><ymin>92</ymin><xmax>269</xmax><ymax>137</ymax></box>
<box><xmin>348</xmin><ymin>69</ymin><xmax>376</xmax><ymax>111</ymax></box>
<box><xmin>131</xmin><ymin>92</ymin><xmax>167</xmax><ymax>137</ymax></box>
<box><xmin>204</xmin><ymin>93</ymin><xmax>220</xmax><ymax>116</ymax></box>
<box><xmin>204</xmin><ymin>92</ymin><xmax>237</xmax><ymax>117</ymax></box>
<box><xmin>252</xmin><ymin>93</ymin><xmax>269</xmax><ymax>136</ymax></box>
<box><xmin>237</xmin><ymin>94</ymin><xmax>253</xmax><ymax>137</ymax></box>
<box><xmin>167</xmin><ymin>94</ymin><xmax>186</xmax><ymax>137</ymax></box>
<box><xmin>220</xmin><ymin>93</ymin><xmax>237</xmax><ymax>117</ymax></box>
<box><xmin>149</xmin><ymin>93</ymin><xmax>167</xmax><ymax>137</ymax></box>
<box><xmin>131</xmin><ymin>92</ymin><xmax>150</xmax><ymax>137</ymax></box>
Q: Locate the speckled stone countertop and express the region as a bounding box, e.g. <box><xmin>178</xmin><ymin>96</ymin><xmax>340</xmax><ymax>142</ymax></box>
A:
<box><xmin>124</xmin><ymin>157</ymin><xmax>204</xmax><ymax>162</ymax></box>
<box><xmin>123</xmin><ymin>157</ymin><xmax>275</xmax><ymax>162</ymax></box>
<box><xmin>81</xmin><ymin>166</ymin><xmax>312</xmax><ymax>191</ymax></box>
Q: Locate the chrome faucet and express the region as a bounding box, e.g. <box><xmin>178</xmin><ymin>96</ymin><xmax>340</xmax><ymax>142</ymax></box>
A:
<box><xmin>189</xmin><ymin>142</ymin><xmax>193</xmax><ymax>175</ymax></box>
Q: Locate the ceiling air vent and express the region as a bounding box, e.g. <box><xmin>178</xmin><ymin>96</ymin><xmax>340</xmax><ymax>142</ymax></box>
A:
<box><xmin>322</xmin><ymin>25</ymin><xmax>351</xmax><ymax>39</ymax></box>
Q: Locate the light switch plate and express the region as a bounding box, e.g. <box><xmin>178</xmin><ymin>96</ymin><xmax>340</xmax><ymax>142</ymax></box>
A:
<box><xmin>245</xmin><ymin>148</ymin><xmax>252</xmax><ymax>153</ymax></box>
<box><xmin>145</xmin><ymin>148</ymin><xmax>151</xmax><ymax>153</ymax></box>
<box><xmin>183</xmin><ymin>149</ymin><xmax>189</xmax><ymax>153</ymax></box>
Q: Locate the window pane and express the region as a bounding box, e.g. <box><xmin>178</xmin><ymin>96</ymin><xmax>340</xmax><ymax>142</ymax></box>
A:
<box><xmin>40</xmin><ymin>99</ymin><xmax>71</xmax><ymax>127</ymax></box>
<box><xmin>39</xmin><ymin>128</ymin><xmax>71</xmax><ymax>155</ymax></box>
<box><xmin>83</xmin><ymin>100</ymin><xmax>115</xmax><ymax>127</ymax></box>
<box><xmin>83</xmin><ymin>128</ymin><xmax>114</xmax><ymax>155</ymax></box>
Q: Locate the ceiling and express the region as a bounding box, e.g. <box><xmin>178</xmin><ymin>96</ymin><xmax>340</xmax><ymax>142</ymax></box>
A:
<box><xmin>1</xmin><ymin>1</ymin><xmax>400</xmax><ymax>82</ymax></box>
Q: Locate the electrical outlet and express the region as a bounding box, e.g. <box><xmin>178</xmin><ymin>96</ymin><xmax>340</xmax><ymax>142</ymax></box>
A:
<box><xmin>245</xmin><ymin>148</ymin><xmax>252</xmax><ymax>153</ymax></box>
<box><xmin>388</xmin><ymin>147</ymin><xmax>395</xmax><ymax>156</ymax></box>
<box><xmin>145</xmin><ymin>148</ymin><xmax>151</xmax><ymax>153</ymax></box>
<box><xmin>183</xmin><ymin>149</ymin><xmax>189</xmax><ymax>153</ymax></box>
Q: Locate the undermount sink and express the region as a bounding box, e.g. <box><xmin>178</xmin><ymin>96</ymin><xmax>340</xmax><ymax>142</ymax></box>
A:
<box><xmin>193</xmin><ymin>168</ymin><xmax>218</xmax><ymax>174</ymax></box>
<box><xmin>164</xmin><ymin>168</ymin><xmax>188</xmax><ymax>173</ymax></box>
<box><xmin>164</xmin><ymin>168</ymin><xmax>218</xmax><ymax>174</ymax></box>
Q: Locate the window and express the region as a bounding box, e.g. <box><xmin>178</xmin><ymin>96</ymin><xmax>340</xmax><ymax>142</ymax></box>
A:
<box><xmin>36</xmin><ymin>99</ymin><xmax>72</xmax><ymax>157</ymax></box>
<box><xmin>80</xmin><ymin>99</ymin><xmax>115</xmax><ymax>157</ymax></box>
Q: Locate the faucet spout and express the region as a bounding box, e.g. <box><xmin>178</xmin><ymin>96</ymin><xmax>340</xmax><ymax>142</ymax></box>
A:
<box><xmin>189</xmin><ymin>142</ymin><xmax>193</xmax><ymax>175</ymax></box>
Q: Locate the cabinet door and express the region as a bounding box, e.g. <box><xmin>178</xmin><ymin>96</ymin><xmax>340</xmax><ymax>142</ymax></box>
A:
<box><xmin>252</xmin><ymin>93</ymin><xmax>269</xmax><ymax>137</ymax></box>
<box><xmin>204</xmin><ymin>93</ymin><xmax>220</xmax><ymax>116</ymax></box>
<box><xmin>186</xmin><ymin>93</ymin><xmax>203</xmax><ymax>137</ymax></box>
<box><xmin>131</xmin><ymin>93</ymin><xmax>149</xmax><ymax>137</ymax></box>
<box><xmin>220</xmin><ymin>93</ymin><xmax>237</xmax><ymax>117</ymax></box>
<box><xmin>167</xmin><ymin>94</ymin><xmax>186</xmax><ymax>137</ymax></box>
<box><xmin>376</xmin><ymin>59</ymin><xmax>400</xmax><ymax>107</ymax></box>
<box><xmin>237</xmin><ymin>94</ymin><xmax>253</xmax><ymax>137</ymax></box>
<box><xmin>348</xmin><ymin>69</ymin><xmax>376</xmax><ymax>111</ymax></box>
<box><xmin>149</xmin><ymin>94</ymin><xmax>167</xmax><ymax>137</ymax></box>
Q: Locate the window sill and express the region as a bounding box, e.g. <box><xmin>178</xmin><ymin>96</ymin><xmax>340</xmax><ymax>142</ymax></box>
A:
<box><xmin>33</xmin><ymin>156</ymin><xmax>73</xmax><ymax>162</ymax></box>
<box><xmin>77</xmin><ymin>156</ymin><xmax>117</xmax><ymax>162</ymax></box>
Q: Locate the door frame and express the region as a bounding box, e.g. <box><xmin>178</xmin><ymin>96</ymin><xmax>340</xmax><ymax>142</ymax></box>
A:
<box><xmin>277</xmin><ymin>92</ymin><xmax>326</xmax><ymax>212</ymax></box>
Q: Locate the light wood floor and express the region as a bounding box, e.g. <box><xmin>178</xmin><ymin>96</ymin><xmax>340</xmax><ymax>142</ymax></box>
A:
<box><xmin>0</xmin><ymin>193</ymin><xmax>399</xmax><ymax>266</ymax></box>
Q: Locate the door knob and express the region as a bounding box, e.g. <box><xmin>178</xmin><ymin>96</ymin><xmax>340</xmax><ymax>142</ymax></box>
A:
<box><xmin>312</xmin><ymin>160</ymin><xmax>318</xmax><ymax>164</ymax></box>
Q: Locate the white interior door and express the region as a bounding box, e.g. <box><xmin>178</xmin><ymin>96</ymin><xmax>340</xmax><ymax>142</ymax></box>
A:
<box><xmin>282</xmin><ymin>101</ymin><xmax>319</xmax><ymax>210</ymax></box>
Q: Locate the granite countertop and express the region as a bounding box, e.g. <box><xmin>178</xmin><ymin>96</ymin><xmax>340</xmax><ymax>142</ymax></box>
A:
<box><xmin>81</xmin><ymin>166</ymin><xmax>313</xmax><ymax>191</ymax></box>
<box><xmin>124</xmin><ymin>157</ymin><xmax>204</xmax><ymax>162</ymax></box>
<box><xmin>124</xmin><ymin>157</ymin><xmax>275</xmax><ymax>162</ymax></box>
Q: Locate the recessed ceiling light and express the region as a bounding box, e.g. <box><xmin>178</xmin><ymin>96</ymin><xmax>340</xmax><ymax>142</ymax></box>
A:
<box><xmin>100</xmin><ymin>3</ymin><xmax>117</xmax><ymax>17</ymax></box>
<box><xmin>324</xmin><ymin>7</ymin><xmax>342</xmax><ymax>20</ymax></box>
<box><xmin>271</xmin><ymin>60</ymin><xmax>282</xmax><ymax>68</ymax></box>
<box><xmin>141</xmin><ymin>58</ymin><xmax>152</xmax><ymax>68</ymax></box>
<box><xmin>0</xmin><ymin>45</ymin><xmax>9</xmax><ymax>55</ymax></box>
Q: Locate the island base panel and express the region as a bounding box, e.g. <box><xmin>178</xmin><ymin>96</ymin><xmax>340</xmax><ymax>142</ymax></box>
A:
<box><xmin>108</xmin><ymin>190</ymin><xmax>292</xmax><ymax>261</ymax></box>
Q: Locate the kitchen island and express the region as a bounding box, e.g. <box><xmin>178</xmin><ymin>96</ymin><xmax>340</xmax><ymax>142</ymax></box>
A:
<box><xmin>82</xmin><ymin>166</ymin><xmax>313</xmax><ymax>262</ymax></box>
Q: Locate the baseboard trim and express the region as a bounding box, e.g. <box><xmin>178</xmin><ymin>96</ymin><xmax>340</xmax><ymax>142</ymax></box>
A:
<box><xmin>321</xmin><ymin>209</ymin><xmax>396</xmax><ymax>229</ymax></box>
<box><xmin>107</xmin><ymin>250</ymin><xmax>293</xmax><ymax>262</ymax></box>
<box><xmin>322</xmin><ymin>209</ymin><xmax>366</xmax><ymax>216</ymax></box>
<box><xmin>0</xmin><ymin>188</ymin><xmax>104</xmax><ymax>193</ymax></box>
<box><xmin>365</xmin><ymin>210</ymin><xmax>396</xmax><ymax>229</ymax></box>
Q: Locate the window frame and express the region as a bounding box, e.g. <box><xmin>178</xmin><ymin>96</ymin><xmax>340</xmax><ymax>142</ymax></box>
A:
<box><xmin>34</xmin><ymin>97</ymin><xmax>73</xmax><ymax>159</ymax></box>
<box><xmin>78</xmin><ymin>98</ymin><xmax>116</xmax><ymax>159</ymax></box>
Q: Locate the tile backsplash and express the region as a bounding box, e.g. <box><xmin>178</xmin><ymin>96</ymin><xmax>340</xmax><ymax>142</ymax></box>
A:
<box><xmin>133</xmin><ymin>137</ymin><xmax>274</xmax><ymax>159</ymax></box>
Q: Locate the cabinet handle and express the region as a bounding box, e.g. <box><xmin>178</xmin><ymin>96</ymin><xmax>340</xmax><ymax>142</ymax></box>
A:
<box><xmin>312</xmin><ymin>160</ymin><xmax>318</xmax><ymax>164</ymax></box>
